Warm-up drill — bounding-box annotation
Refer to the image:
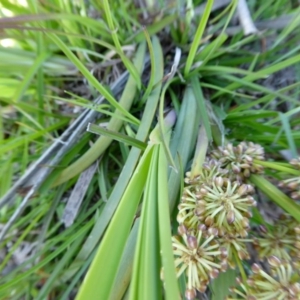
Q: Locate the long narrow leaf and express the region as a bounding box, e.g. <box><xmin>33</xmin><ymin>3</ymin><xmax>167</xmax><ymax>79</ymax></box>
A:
<box><xmin>250</xmin><ymin>174</ymin><xmax>300</xmax><ymax>222</ymax></box>
<box><xmin>129</xmin><ymin>146</ymin><xmax>161</xmax><ymax>300</ymax></box>
<box><xmin>47</xmin><ymin>33</ymin><xmax>139</xmax><ymax>124</ymax></box>
<box><xmin>184</xmin><ymin>0</ymin><xmax>214</xmax><ymax>76</ymax></box>
<box><xmin>76</xmin><ymin>146</ymin><xmax>154</xmax><ymax>300</ymax></box>
<box><xmin>109</xmin><ymin>220</ymin><xmax>140</xmax><ymax>300</ymax></box>
<box><xmin>191</xmin><ymin>75</ymin><xmax>212</xmax><ymax>141</ymax></box>
<box><xmin>102</xmin><ymin>0</ymin><xmax>141</xmax><ymax>88</ymax></box>
<box><xmin>73</xmin><ymin>36</ymin><xmax>164</xmax><ymax>267</ymax></box>
<box><xmin>279</xmin><ymin>113</ymin><xmax>298</xmax><ymax>158</ymax></box>
<box><xmin>87</xmin><ymin>123</ymin><xmax>147</xmax><ymax>150</ymax></box>
<box><xmin>157</xmin><ymin>144</ymin><xmax>180</xmax><ymax>300</ymax></box>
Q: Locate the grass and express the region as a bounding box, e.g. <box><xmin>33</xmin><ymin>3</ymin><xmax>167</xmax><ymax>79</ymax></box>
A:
<box><xmin>1</xmin><ymin>0</ymin><xmax>300</xmax><ymax>299</ymax></box>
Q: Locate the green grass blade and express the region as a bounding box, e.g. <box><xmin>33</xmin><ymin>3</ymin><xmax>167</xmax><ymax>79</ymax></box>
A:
<box><xmin>0</xmin><ymin>205</ymin><xmax>47</xmax><ymax>274</ymax></box>
<box><xmin>184</xmin><ymin>0</ymin><xmax>214</xmax><ymax>76</ymax></box>
<box><xmin>139</xmin><ymin>30</ymin><xmax>156</xmax><ymax>106</ymax></box>
<box><xmin>168</xmin><ymin>85</ymin><xmax>201</xmax><ymax>211</ymax></box>
<box><xmin>194</xmin><ymin>33</ymin><xmax>228</xmax><ymax>65</ymax></box>
<box><xmin>272</xmin><ymin>9</ymin><xmax>300</xmax><ymax>49</ymax></box>
<box><xmin>213</xmin><ymin>54</ymin><xmax>300</xmax><ymax>98</ymax></box>
<box><xmin>250</xmin><ymin>174</ymin><xmax>300</xmax><ymax>222</ymax></box>
<box><xmin>0</xmin><ymin>120</ymin><xmax>68</xmax><ymax>155</ymax></box>
<box><xmin>109</xmin><ymin>220</ymin><xmax>140</xmax><ymax>300</ymax></box>
<box><xmin>128</xmin><ymin>14</ymin><xmax>178</xmax><ymax>43</ymax></box>
<box><xmin>267</xmin><ymin>105</ymin><xmax>300</xmax><ymax>125</ymax></box>
<box><xmin>191</xmin><ymin>75</ymin><xmax>212</xmax><ymax>141</ymax></box>
<box><xmin>53</xmin><ymin>41</ymin><xmax>146</xmax><ymax>186</ymax></box>
<box><xmin>102</xmin><ymin>0</ymin><xmax>141</xmax><ymax>88</ymax></box>
<box><xmin>87</xmin><ymin>123</ymin><xmax>147</xmax><ymax>150</ymax></box>
<box><xmin>231</xmin><ymin>82</ymin><xmax>300</xmax><ymax>112</ymax></box>
<box><xmin>75</xmin><ymin>146</ymin><xmax>154</xmax><ymax>300</ymax></box>
<box><xmin>12</xmin><ymin>51</ymin><xmax>48</xmax><ymax>101</ymax></box>
<box><xmin>190</xmin><ymin>125</ymin><xmax>209</xmax><ymax>178</ymax></box>
<box><xmin>157</xmin><ymin>144</ymin><xmax>180</xmax><ymax>300</ymax></box>
<box><xmin>279</xmin><ymin>113</ymin><xmax>297</xmax><ymax>158</ymax></box>
<box><xmin>0</xmin><ymin>219</ymin><xmax>94</xmax><ymax>294</ymax></box>
<box><xmin>129</xmin><ymin>146</ymin><xmax>161</xmax><ymax>300</ymax></box>
<box><xmin>74</xmin><ymin>36</ymin><xmax>164</xmax><ymax>265</ymax></box>
<box><xmin>60</xmin><ymin>248</ymin><xmax>98</xmax><ymax>300</ymax></box>
<box><xmin>196</xmin><ymin>0</ymin><xmax>237</xmax><ymax>68</ymax></box>
<box><xmin>157</xmin><ymin>81</ymin><xmax>177</xmax><ymax>170</ymax></box>
<box><xmin>46</xmin><ymin>32</ymin><xmax>139</xmax><ymax>124</ymax></box>
<box><xmin>254</xmin><ymin>160</ymin><xmax>300</xmax><ymax>176</ymax></box>
<box><xmin>214</xmin><ymin>74</ymin><xmax>296</xmax><ymax>104</ymax></box>
<box><xmin>35</xmin><ymin>234</ymin><xmax>86</xmax><ymax>300</ymax></box>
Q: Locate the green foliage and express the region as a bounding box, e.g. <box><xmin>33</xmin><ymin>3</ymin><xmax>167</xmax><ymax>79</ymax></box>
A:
<box><xmin>1</xmin><ymin>0</ymin><xmax>300</xmax><ymax>299</ymax></box>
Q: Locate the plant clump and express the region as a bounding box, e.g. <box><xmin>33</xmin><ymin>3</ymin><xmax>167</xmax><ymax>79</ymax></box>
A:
<box><xmin>172</xmin><ymin>142</ymin><xmax>300</xmax><ymax>299</ymax></box>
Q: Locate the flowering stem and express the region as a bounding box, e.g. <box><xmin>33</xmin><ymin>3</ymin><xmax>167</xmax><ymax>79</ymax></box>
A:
<box><xmin>254</xmin><ymin>160</ymin><xmax>300</xmax><ymax>176</ymax></box>
<box><xmin>233</xmin><ymin>248</ymin><xmax>247</xmax><ymax>283</ymax></box>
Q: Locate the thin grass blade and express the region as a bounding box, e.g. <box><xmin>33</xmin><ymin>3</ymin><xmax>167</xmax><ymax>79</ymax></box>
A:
<box><xmin>87</xmin><ymin>123</ymin><xmax>147</xmax><ymax>150</ymax></box>
<box><xmin>75</xmin><ymin>146</ymin><xmax>154</xmax><ymax>300</ymax></box>
<box><xmin>250</xmin><ymin>174</ymin><xmax>300</xmax><ymax>222</ymax></box>
<box><xmin>157</xmin><ymin>144</ymin><xmax>180</xmax><ymax>300</ymax></box>
<box><xmin>184</xmin><ymin>0</ymin><xmax>214</xmax><ymax>76</ymax></box>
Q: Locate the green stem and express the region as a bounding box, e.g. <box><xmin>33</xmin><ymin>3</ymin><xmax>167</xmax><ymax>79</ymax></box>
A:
<box><xmin>233</xmin><ymin>248</ymin><xmax>247</xmax><ymax>283</ymax></box>
<box><xmin>254</xmin><ymin>160</ymin><xmax>300</xmax><ymax>176</ymax></box>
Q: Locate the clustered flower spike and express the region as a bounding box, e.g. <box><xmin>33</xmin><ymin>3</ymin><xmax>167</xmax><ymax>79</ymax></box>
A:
<box><xmin>172</xmin><ymin>225</ymin><xmax>227</xmax><ymax>298</ymax></box>
<box><xmin>184</xmin><ymin>159</ymin><xmax>227</xmax><ymax>186</ymax></box>
<box><xmin>171</xmin><ymin>141</ymin><xmax>300</xmax><ymax>299</ymax></box>
<box><xmin>178</xmin><ymin>160</ymin><xmax>229</xmax><ymax>232</ymax></box>
<box><xmin>279</xmin><ymin>157</ymin><xmax>300</xmax><ymax>200</ymax></box>
<box><xmin>253</xmin><ymin>214</ymin><xmax>300</xmax><ymax>266</ymax></box>
<box><xmin>178</xmin><ymin>160</ymin><xmax>256</xmax><ymax>236</ymax></box>
<box><xmin>210</xmin><ymin>142</ymin><xmax>265</xmax><ymax>182</ymax></box>
<box><xmin>194</xmin><ymin>179</ymin><xmax>255</xmax><ymax>237</ymax></box>
<box><xmin>227</xmin><ymin>256</ymin><xmax>300</xmax><ymax>299</ymax></box>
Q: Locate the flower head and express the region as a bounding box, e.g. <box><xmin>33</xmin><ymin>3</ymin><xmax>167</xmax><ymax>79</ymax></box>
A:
<box><xmin>178</xmin><ymin>160</ymin><xmax>230</xmax><ymax>232</ymax></box>
<box><xmin>253</xmin><ymin>214</ymin><xmax>300</xmax><ymax>264</ymax></box>
<box><xmin>226</xmin><ymin>277</ymin><xmax>254</xmax><ymax>300</ymax></box>
<box><xmin>179</xmin><ymin>164</ymin><xmax>255</xmax><ymax>237</ymax></box>
<box><xmin>248</xmin><ymin>257</ymin><xmax>300</xmax><ymax>299</ymax></box>
<box><xmin>228</xmin><ymin>257</ymin><xmax>300</xmax><ymax>299</ymax></box>
<box><xmin>185</xmin><ymin>159</ymin><xmax>227</xmax><ymax>186</ymax></box>
<box><xmin>210</xmin><ymin>142</ymin><xmax>264</xmax><ymax>182</ymax></box>
<box><xmin>172</xmin><ymin>226</ymin><xmax>227</xmax><ymax>298</ymax></box>
<box><xmin>189</xmin><ymin>179</ymin><xmax>254</xmax><ymax>236</ymax></box>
